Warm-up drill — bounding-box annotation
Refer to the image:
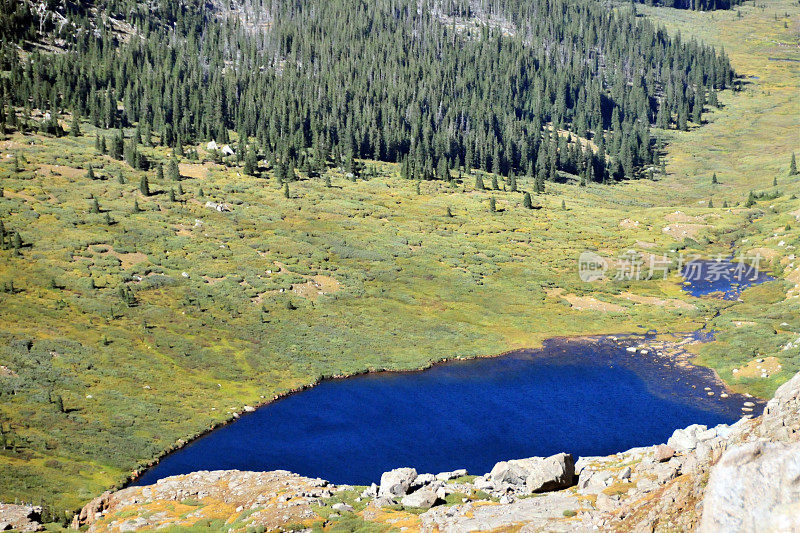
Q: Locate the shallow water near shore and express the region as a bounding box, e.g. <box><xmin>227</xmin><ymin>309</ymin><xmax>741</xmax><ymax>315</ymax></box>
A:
<box><xmin>134</xmin><ymin>335</ymin><xmax>762</xmax><ymax>487</ymax></box>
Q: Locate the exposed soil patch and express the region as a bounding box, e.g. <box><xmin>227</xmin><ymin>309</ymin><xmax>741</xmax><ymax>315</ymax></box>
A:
<box><xmin>547</xmin><ymin>288</ymin><xmax>626</xmax><ymax>313</ymax></box>
<box><xmin>662</xmin><ymin>223</ymin><xmax>708</xmax><ymax>241</ymax></box>
<box><xmin>39</xmin><ymin>164</ymin><xmax>85</xmax><ymax>179</ymax></box>
<box><xmin>619</xmin><ymin>218</ymin><xmax>641</xmax><ymax>229</ymax></box>
<box><xmin>291</xmin><ymin>275</ymin><xmax>341</xmax><ymax>300</ymax></box>
<box><xmin>179</xmin><ymin>163</ymin><xmax>211</xmax><ymax>179</ymax></box>
<box><xmin>89</xmin><ymin>245</ymin><xmax>149</xmax><ymax>269</ymax></box>
<box><xmin>746</xmin><ymin>247</ymin><xmax>780</xmax><ymax>261</ymax></box>
<box><xmin>733</xmin><ymin>357</ymin><xmax>782</xmax><ymax>379</ymax></box>
<box><xmin>664</xmin><ymin>211</ymin><xmax>718</xmax><ymax>224</ymax></box>
<box><xmin>619</xmin><ymin>292</ymin><xmax>696</xmax><ymax>310</ymax></box>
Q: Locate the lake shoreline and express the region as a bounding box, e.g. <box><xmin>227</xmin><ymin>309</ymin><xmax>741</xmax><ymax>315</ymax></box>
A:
<box><xmin>123</xmin><ymin>326</ymin><xmax>760</xmax><ymax>490</ymax></box>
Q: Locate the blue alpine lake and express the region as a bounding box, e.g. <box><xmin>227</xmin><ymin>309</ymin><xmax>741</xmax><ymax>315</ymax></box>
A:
<box><xmin>134</xmin><ymin>335</ymin><xmax>762</xmax><ymax>487</ymax></box>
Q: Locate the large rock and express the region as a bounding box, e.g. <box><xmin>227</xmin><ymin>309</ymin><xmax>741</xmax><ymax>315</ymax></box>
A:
<box><xmin>699</xmin><ymin>440</ymin><xmax>800</xmax><ymax>532</ymax></box>
<box><xmin>525</xmin><ymin>453</ymin><xmax>575</xmax><ymax>493</ymax></box>
<box><xmin>400</xmin><ymin>488</ymin><xmax>438</xmax><ymax>509</ymax></box>
<box><xmin>489</xmin><ymin>453</ymin><xmax>574</xmax><ymax>493</ymax></box>
<box><xmin>378</xmin><ymin>467</ymin><xmax>417</xmax><ymax>498</ymax></box>
<box><xmin>435</xmin><ymin>469</ymin><xmax>467</xmax><ymax>481</ymax></box>
<box><xmin>654</xmin><ymin>444</ymin><xmax>675</xmax><ymax>462</ymax></box>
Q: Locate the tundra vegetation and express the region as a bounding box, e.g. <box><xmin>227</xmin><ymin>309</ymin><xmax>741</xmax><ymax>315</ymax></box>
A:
<box><xmin>0</xmin><ymin>0</ymin><xmax>797</xmax><ymax>524</ymax></box>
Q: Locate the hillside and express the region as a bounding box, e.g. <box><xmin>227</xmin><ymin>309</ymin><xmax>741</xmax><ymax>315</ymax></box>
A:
<box><xmin>0</xmin><ymin>0</ymin><xmax>798</xmax><ymax>523</ymax></box>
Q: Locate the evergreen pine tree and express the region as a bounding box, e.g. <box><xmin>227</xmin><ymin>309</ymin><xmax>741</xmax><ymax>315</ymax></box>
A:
<box><xmin>325</xmin><ymin>175</ymin><xmax>332</xmax><ymax>188</ymax></box>
<box><xmin>790</xmin><ymin>153</ymin><xmax>798</xmax><ymax>176</ymax></box>
<box><xmin>91</xmin><ymin>198</ymin><xmax>100</xmax><ymax>213</ymax></box>
<box><xmin>283</xmin><ymin>183</ymin><xmax>290</xmax><ymax>198</ymax></box>
<box><xmin>475</xmin><ymin>174</ymin><xmax>485</xmax><ymax>190</ymax></box>
<box><xmin>708</xmin><ymin>198</ymin><xmax>714</xmax><ymax>208</ymax></box>
<box><xmin>561</xmin><ymin>199</ymin><xmax>566</xmax><ymax>210</ymax></box>
<box><xmin>523</xmin><ymin>192</ymin><xmax>533</xmax><ymax>209</ymax></box>
<box><xmin>489</xmin><ymin>197</ymin><xmax>497</xmax><ymax>212</ymax></box>
<box><xmin>70</xmin><ymin>112</ymin><xmax>80</xmax><ymax>137</ymax></box>
<box><xmin>133</xmin><ymin>199</ymin><xmax>142</xmax><ymax>213</ymax></box>
<box><xmin>156</xmin><ymin>164</ymin><xmax>164</xmax><ymax>182</ymax></box>
<box><xmin>87</xmin><ymin>167</ymin><xmax>95</xmax><ymax>180</ymax></box>
<box><xmin>712</xmin><ymin>173</ymin><xmax>718</xmax><ymax>184</ymax></box>
<box><xmin>168</xmin><ymin>158</ymin><xmax>180</xmax><ymax>181</ymax></box>
<box><xmin>169</xmin><ymin>189</ymin><xmax>176</xmax><ymax>202</ymax></box>
<box><xmin>140</xmin><ymin>175</ymin><xmax>150</xmax><ymax>196</ymax></box>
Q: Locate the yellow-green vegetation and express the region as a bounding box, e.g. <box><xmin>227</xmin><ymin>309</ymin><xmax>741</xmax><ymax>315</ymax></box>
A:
<box><xmin>0</xmin><ymin>0</ymin><xmax>798</xmax><ymax>521</ymax></box>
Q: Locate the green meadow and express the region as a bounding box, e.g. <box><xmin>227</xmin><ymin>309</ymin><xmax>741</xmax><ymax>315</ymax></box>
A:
<box><xmin>0</xmin><ymin>0</ymin><xmax>798</xmax><ymax>519</ymax></box>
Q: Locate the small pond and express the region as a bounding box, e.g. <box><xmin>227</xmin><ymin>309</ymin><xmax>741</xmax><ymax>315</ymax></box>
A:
<box><xmin>681</xmin><ymin>258</ymin><xmax>774</xmax><ymax>300</ymax></box>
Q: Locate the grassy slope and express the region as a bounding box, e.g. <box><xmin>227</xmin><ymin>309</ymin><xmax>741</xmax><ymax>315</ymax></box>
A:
<box><xmin>0</xmin><ymin>0</ymin><xmax>797</xmax><ymax>516</ymax></box>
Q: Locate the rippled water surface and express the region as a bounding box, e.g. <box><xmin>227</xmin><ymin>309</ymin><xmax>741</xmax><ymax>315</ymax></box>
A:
<box><xmin>135</xmin><ymin>336</ymin><xmax>760</xmax><ymax>487</ymax></box>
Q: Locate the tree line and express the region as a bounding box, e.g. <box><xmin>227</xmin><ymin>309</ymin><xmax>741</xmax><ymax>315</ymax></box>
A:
<box><xmin>1</xmin><ymin>0</ymin><xmax>733</xmax><ymax>184</ymax></box>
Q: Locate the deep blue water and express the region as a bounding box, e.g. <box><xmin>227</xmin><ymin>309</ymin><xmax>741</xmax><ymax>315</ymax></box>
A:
<box><xmin>682</xmin><ymin>259</ymin><xmax>774</xmax><ymax>300</ymax></box>
<box><xmin>134</xmin><ymin>337</ymin><xmax>760</xmax><ymax>487</ymax></box>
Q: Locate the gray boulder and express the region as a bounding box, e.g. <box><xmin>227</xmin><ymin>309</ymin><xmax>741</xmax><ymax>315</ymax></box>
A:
<box><xmin>435</xmin><ymin>469</ymin><xmax>467</xmax><ymax>481</ymax></box>
<box><xmin>525</xmin><ymin>453</ymin><xmax>575</xmax><ymax>493</ymax></box>
<box><xmin>654</xmin><ymin>444</ymin><xmax>675</xmax><ymax>462</ymax></box>
<box><xmin>331</xmin><ymin>502</ymin><xmax>353</xmax><ymax>513</ymax></box>
<box><xmin>413</xmin><ymin>473</ymin><xmax>436</xmax><ymax>487</ymax></box>
<box><xmin>401</xmin><ymin>488</ymin><xmax>439</xmax><ymax>509</ymax></box>
<box><xmin>379</xmin><ymin>467</ymin><xmax>417</xmax><ymax>497</ymax></box>
<box><xmin>699</xmin><ymin>440</ymin><xmax>800</xmax><ymax>533</ymax></box>
<box><xmin>489</xmin><ymin>453</ymin><xmax>574</xmax><ymax>493</ymax></box>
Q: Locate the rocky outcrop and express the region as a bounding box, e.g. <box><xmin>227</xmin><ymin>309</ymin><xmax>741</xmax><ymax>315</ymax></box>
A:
<box><xmin>0</xmin><ymin>504</ymin><xmax>42</xmax><ymax>532</ymax></box>
<box><xmin>759</xmin><ymin>370</ymin><xmax>800</xmax><ymax>442</ymax></box>
<box><xmin>699</xmin><ymin>441</ymin><xmax>800</xmax><ymax>532</ymax></box>
<box><xmin>66</xmin><ymin>370</ymin><xmax>800</xmax><ymax>532</ymax></box>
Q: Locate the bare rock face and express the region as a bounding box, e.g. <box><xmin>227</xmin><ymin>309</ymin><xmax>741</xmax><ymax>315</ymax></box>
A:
<box><xmin>760</xmin><ymin>370</ymin><xmax>800</xmax><ymax>442</ymax></box>
<box><xmin>699</xmin><ymin>441</ymin><xmax>800</xmax><ymax>533</ymax></box>
<box><xmin>0</xmin><ymin>504</ymin><xmax>42</xmax><ymax>532</ymax></box>
<box><xmin>72</xmin><ymin>470</ymin><xmax>330</xmax><ymax>532</ymax></box>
